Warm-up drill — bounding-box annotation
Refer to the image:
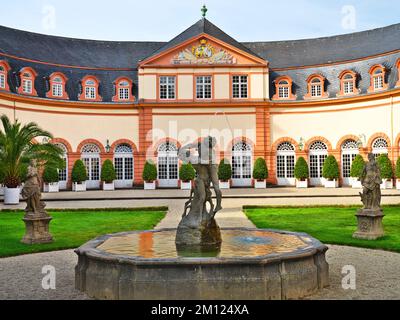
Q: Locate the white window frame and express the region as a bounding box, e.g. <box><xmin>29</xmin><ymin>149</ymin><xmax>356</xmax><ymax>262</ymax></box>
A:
<box><xmin>159</xmin><ymin>76</ymin><xmax>176</xmax><ymax>100</ymax></box>
<box><xmin>114</xmin><ymin>144</ymin><xmax>134</xmax><ymax>189</ymax></box>
<box><xmin>231</xmin><ymin>142</ymin><xmax>253</xmax><ymax>187</ymax></box>
<box><xmin>0</xmin><ymin>73</ymin><xmax>5</xmax><ymax>89</ymax></box>
<box><xmin>373</xmin><ymin>75</ymin><xmax>384</xmax><ymax>90</ymax></box>
<box><xmin>52</xmin><ymin>83</ymin><xmax>63</xmax><ymax>97</ymax></box>
<box><xmin>85</xmin><ymin>86</ymin><xmax>96</xmax><ymax>99</ymax></box>
<box><xmin>118</xmin><ymin>86</ymin><xmax>130</xmax><ymax>100</ymax></box>
<box><xmin>81</xmin><ymin>144</ymin><xmax>101</xmax><ymax>189</ymax></box>
<box><xmin>341</xmin><ymin>140</ymin><xmax>359</xmax><ymax>186</ymax></box>
<box><xmin>22</xmin><ymin>79</ymin><xmax>32</xmax><ymax>94</ymax></box>
<box><xmin>311</xmin><ymin>83</ymin><xmax>322</xmax><ymax>97</ymax></box>
<box><xmin>232</xmin><ymin>75</ymin><xmax>248</xmax><ymax>99</ymax></box>
<box><xmin>157</xmin><ymin>142</ymin><xmax>179</xmax><ymax>188</ymax></box>
<box><xmin>343</xmin><ymin>80</ymin><xmax>354</xmax><ymax>95</ymax></box>
<box><xmin>276</xmin><ymin>142</ymin><xmax>296</xmax><ymax>186</ymax></box>
<box><xmin>309</xmin><ymin>141</ymin><xmax>328</xmax><ymax>186</ymax></box>
<box><xmin>196</xmin><ymin>76</ymin><xmax>212</xmax><ymax>99</ymax></box>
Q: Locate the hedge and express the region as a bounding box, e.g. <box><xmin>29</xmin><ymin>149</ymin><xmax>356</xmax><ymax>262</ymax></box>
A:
<box><xmin>218</xmin><ymin>159</ymin><xmax>232</xmax><ymax>181</ymax></box>
<box><xmin>101</xmin><ymin>160</ymin><xmax>116</xmax><ymax>183</ymax></box>
<box><xmin>377</xmin><ymin>154</ymin><xmax>393</xmax><ymax>179</ymax></box>
<box><xmin>350</xmin><ymin>155</ymin><xmax>365</xmax><ymax>179</ymax></box>
<box><xmin>322</xmin><ymin>155</ymin><xmax>340</xmax><ymax>180</ymax></box>
<box><xmin>42</xmin><ymin>165</ymin><xmax>59</xmax><ymax>183</ymax></box>
<box><xmin>294</xmin><ymin>157</ymin><xmax>309</xmax><ymax>180</ymax></box>
<box><xmin>142</xmin><ymin>160</ymin><xmax>157</xmax><ymax>182</ymax></box>
<box><xmin>71</xmin><ymin>160</ymin><xmax>88</xmax><ymax>183</ymax></box>
<box><xmin>179</xmin><ymin>163</ymin><xmax>196</xmax><ymax>182</ymax></box>
<box><xmin>252</xmin><ymin>158</ymin><xmax>268</xmax><ymax>180</ymax></box>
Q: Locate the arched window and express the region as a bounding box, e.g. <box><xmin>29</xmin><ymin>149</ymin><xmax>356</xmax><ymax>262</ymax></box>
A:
<box><xmin>157</xmin><ymin>142</ymin><xmax>178</xmax><ymax>188</ymax></box>
<box><xmin>372</xmin><ymin>137</ymin><xmax>388</xmax><ymax>159</ymax></box>
<box><xmin>309</xmin><ymin>141</ymin><xmax>328</xmax><ymax>186</ymax></box>
<box><xmin>47</xmin><ymin>73</ymin><xmax>69</xmax><ymax>99</ymax></box>
<box><xmin>276</xmin><ymin>142</ymin><xmax>296</xmax><ymax>186</ymax></box>
<box><xmin>304</xmin><ymin>74</ymin><xmax>328</xmax><ymax>99</ymax></box>
<box><xmin>273</xmin><ymin>76</ymin><xmax>296</xmax><ymax>100</ymax></box>
<box><xmin>232</xmin><ymin>141</ymin><xmax>253</xmax><ymax>187</ymax></box>
<box><xmin>55</xmin><ymin>143</ymin><xmax>68</xmax><ymax>190</ymax></box>
<box><xmin>0</xmin><ymin>61</ymin><xmax>10</xmax><ymax>91</ymax></box>
<box><xmin>368</xmin><ymin>65</ymin><xmax>388</xmax><ymax>93</ymax></box>
<box><xmin>114</xmin><ymin>144</ymin><xmax>134</xmax><ymax>188</ymax></box>
<box><xmin>339</xmin><ymin>71</ymin><xmax>358</xmax><ymax>96</ymax></box>
<box><xmin>81</xmin><ymin>144</ymin><xmax>101</xmax><ymax>189</ymax></box>
<box><xmin>341</xmin><ymin>139</ymin><xmax>359</xmax><ymax>186</ymax></box>
<box><xmin>113</xmin><ymin>77</ymin><xmax>134</xmax><ymax>102</ymax></box>
<box><xmin>18</xmin><ymin>67</ymin><xmax>38</xmax><ymax>96</ymax></box>
<box><xmin>79</xmin><ymin>76</ymin><xmax>102</xmax><ymax>101</ymax></box>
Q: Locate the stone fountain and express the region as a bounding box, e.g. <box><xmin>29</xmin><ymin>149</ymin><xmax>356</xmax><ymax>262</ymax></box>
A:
<box><xmin>75</xmin><ymin>137</ymin><xmax>329</xmax><ymax>300</ymax></box>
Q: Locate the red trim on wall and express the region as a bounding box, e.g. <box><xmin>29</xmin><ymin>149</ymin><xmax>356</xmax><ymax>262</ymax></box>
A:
<box><xmin>76</xmin><ymin>139</ymin><xmax>106</xmax><ymax>153</ymax></box>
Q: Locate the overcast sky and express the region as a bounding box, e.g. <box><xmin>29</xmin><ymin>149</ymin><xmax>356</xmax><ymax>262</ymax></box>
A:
<box><xmin>0</xmin><ymin>0</ymin><xmax>399</xmax><ymax>42</ymax></box>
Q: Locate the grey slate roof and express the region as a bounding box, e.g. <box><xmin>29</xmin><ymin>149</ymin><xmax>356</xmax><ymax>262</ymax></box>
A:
<box><xmin>0</xmin><ymin>19</ymin><xmax>400</xmax><ymax>102</ymax></box>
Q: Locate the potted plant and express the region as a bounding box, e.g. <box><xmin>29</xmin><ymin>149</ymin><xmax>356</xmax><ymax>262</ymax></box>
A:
<box><xmin>142</xmin><ymin>160</ymin><xmax>157</xmax><ymax>190</ymax></box>
<box><xmin>294</xmin><ymin>157</ymin><xmax>309</xmax><ymax>188</ymax></box>
<box><xmin>218</xmin><ymin>159</ymin><xmax>232</xmax><ymax>189</ymax></box>
<box><xmin>101</xmin><ymin>160</ymin><xmax>116</xmax><ymax>191</ymax></box>
<box><xmin>179</xmin><ymin>163</ymin><xmax>195</xmax><ymax>190</ymax></box>
<box><xmin>252</xmin><ymin>158</ymin><xmax>268</xmax><ymax>189</ymax></box>
<box><xmin>396</xmin><ymin>158</ymin><xmax>400</xmax><ymax>190</ymax></box>
<box><xmin>0</xmin><ymin>115</ymin><xmax>63</xmax><ymax>204</ymax></box>
<box><xmin>42</xmin><ymin>165</ymin><xmax>59</xmax><ymax>193</ymax></box>
<box><xmin>350</xmin><ymin>155</ymin><xmax>365</xmax><ymax>189</ymax></box>
<box><xmin>322</xmin><ymin>155</ymin><xmax>340</xmax><ymax>188</ymax></box>
<box><xmin>72</xmin><ymin>160</ymin><xmax>88</xmax><ymax>192</ymax></box>
<box><xmin>377</xmin><ymin>154</ymin><xmax>393</xmax><ymax>189</ymax></box>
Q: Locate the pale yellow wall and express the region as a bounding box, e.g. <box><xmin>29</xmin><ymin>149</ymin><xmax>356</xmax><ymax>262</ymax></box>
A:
<box><xmin>139</xmin><ymin>75</ymin><xmax>157</xmax><ymax>100</ymax></box>
<box><xmin>177</xmin><ymin>75</ymin><xmax>193</xmax><ymax>100</ymax></box>
<box><xmin>214</xmin><ymin>74</ymin><xmax>230</xmax><ymax>100</ymax></box>
<box><xmin>250</xmin><ymin>74</ymin><xmax>264</xmax><ymax>99</ymax></box>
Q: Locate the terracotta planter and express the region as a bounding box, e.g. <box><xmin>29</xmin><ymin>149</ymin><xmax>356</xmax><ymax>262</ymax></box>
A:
<box><xmin>324</xmin><ymin>180</ymin><xmax>339</xmax><ymax>188</ymax></box>
<box><xmin>180</xmin><ymin>181</ymin><xmax>192</xmax><ymax>190</ymax></box>
<box><xmin>73</xmin><ymin>182</ymin><xmax>87</xmax><ymax>192</ymax></box>
<box><xmin>4</xmin><ymin>187</ymin><xmax>20</xmax><ymax>205</ymax></box>
<box><xmin>103</xmin><ymin>182</ymin><xmax>115</xmax><ymax>191</ymax></box>
<box><xmin>296</xmin><ymin>179</ymin><xmax>308</xmax><ymax>188</ymax></box>
<box><xmin>254</xmin><ymin>180</ymin><xmax>266</xmax><ymax>189</ymax></box>
<box><xmin>144</xmin><ymin>181</ymin><xmax>156</xmax><ymax>190</ymax></box>
<box><xmin>380</xmin><ymin>179</ymin><xmax>393</xmax><ymax>190</ymax></box>
<box><xmin>219</xmin><ymin>180</ymin><xmax>230</xmax><ymax>189</ymax></box>
<box><xmin>43</xmin><ymin>182</ymin><xmax>59</xmax><ymax>193</ymax></box>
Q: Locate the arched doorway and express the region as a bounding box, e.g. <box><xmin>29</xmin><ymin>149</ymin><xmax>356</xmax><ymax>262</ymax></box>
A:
<box><xmin>157</xmin><ymin>142</ymin><xmax>178</xmax><ymax>188</ymax></box>
<box><xmin>232</xmin><ymin>141</ymin><xmax>252</xmax><ymax>187</ymax></box>
<box><xmin>309</xmin><ymin>141</ymin><xmax>328</xmax><ymax>186</ymax></box>
<box><xmin>372</xmin><ymin>137</ymin><xmax>388</xmax><ymax>159</ymax></box>
<box><xmin>276</xmin><ymin>142</ymin><xmax>296</xmax><ymax>186</ymax></box>
<box><xmin>114</xmin><ymin>144</ymin><xmax>134</xmax><ymax>189</ymax></box>
<box><xmin>81</xmin><ymin>144</ymin><xmax>101</xmax><ymax>189</ymax></box>
<box><xmin>341</xmin><ymin>139</ymin><xmax>359</xmax><ymax>186</ymax></box>
<box><xmin>55</xmin><ymin>143</ymin><xmax>68</xmax><ymax>190</ymax></box>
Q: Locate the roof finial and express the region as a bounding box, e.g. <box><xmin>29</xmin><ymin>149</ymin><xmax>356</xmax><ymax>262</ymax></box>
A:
<box><xmin>201</xmin><ymin>4</ymin><xmax>208</xmax><ymax>18</ymax></box>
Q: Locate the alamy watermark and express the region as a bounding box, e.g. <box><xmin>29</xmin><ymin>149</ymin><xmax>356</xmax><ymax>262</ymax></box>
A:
<box><xmin>41</xmin><ymin>265</ymin><xmax>56</xmax><ymax>290</ymax></box>
<box><xmin>341</xmin><ymin>5</ymin><xmax>357</xmax><ymax>30</ymax></box>
<box><xmin>41</xmin><ymin>5</ymin><xmax>56</xmax><ymax>32</ymax></box>
<box><xmin>341</xmin><ymin>265</ymin><xmax>356</xmax><ymax>290</ymax></box>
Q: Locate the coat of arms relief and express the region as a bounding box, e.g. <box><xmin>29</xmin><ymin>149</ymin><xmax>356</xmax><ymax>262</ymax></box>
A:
<box><xmin>172</xmin><ymin>39</ymin><xmax>236</xmax><ymax>65</ymax></box>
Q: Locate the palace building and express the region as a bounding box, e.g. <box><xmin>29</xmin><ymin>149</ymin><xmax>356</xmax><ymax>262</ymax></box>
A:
<box><xmin>1</xmin><ymin>17</ymin><xmax>400</xmax><ymax>189</ymax></box>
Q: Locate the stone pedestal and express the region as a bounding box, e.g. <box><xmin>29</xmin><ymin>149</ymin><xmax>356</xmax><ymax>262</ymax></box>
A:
<box><xmin>353</xmin><ymin>209</ymin><xmax>384</xmax><ymax>240</ymax></box>
<box><xmin>21</xmin><ymin>215</ymin><xmax>53</xmax><ymax>244</ymax></box>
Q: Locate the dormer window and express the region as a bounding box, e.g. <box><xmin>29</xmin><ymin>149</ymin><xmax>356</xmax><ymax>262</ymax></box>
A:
<box><xmin>396</xmin><ymin>59</ymin><xmax>400</xmax><ymax>87</ymax></box>
<box><xmin>368</xmin><ymin>65</ymin><xmax>388</xmax><ymax>93</ymax></box>
<box><xmin>304</xmin><ymin>74</ymin><xmax>328</xmax><ymax>99</ymax></box>
<box><xmin>79</xmin><ymin>76</ymin><xmax>102</xmax><ymax>101</ymax></box>
<box><xmin>112</xmin><ymin>77</ymin><xmax>134</xmax><ymax>102</ymax></box>
<box><xmin>338</xmin><ymin>70</ymin><xmax>358</xmax><ymax>96</ymax></box>
<box><xmin>18</xmin><ymin>67</ymin><xmax>38</xmax><ymax>96</ymax></box>
<box><xmin>0</xmin><ymin>61</ymin><xmax>10</xmax><ymax>91</ymax></box>
<box><xmin>47</xmin><ymin>72</ymin><xmax>69</xmax><ymax>99</ymax></box>
<box><xmin>273</xmin><ymin>76</ymin><xmax>296</xmax><ymax>100</ymax></box>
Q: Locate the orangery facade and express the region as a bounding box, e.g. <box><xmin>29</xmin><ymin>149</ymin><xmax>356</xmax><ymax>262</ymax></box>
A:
<box><xmin>1</xmin><ymin>18</ymin><xmax>400</xmax><ymax>189</ymax></box>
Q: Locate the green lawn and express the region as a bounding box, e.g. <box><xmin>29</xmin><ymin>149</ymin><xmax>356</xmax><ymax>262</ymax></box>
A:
<box><xmin>0</xmin><ymin>209</ymin><xmax>166</xmax><ymax>258</ymax></box>
<box><xmin>244</xmin><ymin>206</ymin><xmax>400</xmax><ymax>253</ymax></box>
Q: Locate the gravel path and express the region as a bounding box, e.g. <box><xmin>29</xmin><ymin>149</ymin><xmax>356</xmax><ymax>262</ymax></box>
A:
<box><xmin>1</xmin><ymin>245</ymin><xmax>399</xmax><ymax>300</ymax></box>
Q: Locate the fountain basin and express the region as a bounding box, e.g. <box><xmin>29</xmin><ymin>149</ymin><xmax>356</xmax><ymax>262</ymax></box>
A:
<box><xmin>75</xmin><ymin>228</ymin><xmax>329</xmax><ymax>300</ymax></box>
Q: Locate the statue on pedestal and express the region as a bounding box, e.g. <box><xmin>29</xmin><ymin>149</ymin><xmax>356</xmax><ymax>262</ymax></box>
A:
<box><xmin>353</xmin><ymin>153</ymin><xmax>385</xmax><ymax>240</ymax></box>
<box><xmin>21</xmin><ymin>160</ymin><xmax>53</xmax><ymax>244</ymax></box>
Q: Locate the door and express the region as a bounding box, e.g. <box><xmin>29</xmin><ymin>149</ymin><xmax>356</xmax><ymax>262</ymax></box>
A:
<box><xmin>157</xmin><ymin>142</ymin><xmax>178</xmax><ymax>188</ymax></box>
<box><xmin>231</xmin><ymin>141</ymin><xmax>252</xmax><ymax>187</ymax></box>
<box><xmin>81</xmin><ymin>144</ymin><xmax>101</xmax><ymax>189</ymax></box>
<box><xmin>309</xmin><ymin>141</ymin><xmax>328</xmax><ymax>186</ymax></box>
<box><xmin>276</xmin><ymin>142</ymin><xmax>296</xmax><ymax>186</ymax></box>
<box><xmin>114</xmin><ymin>144</ymin><xmax>134</xmax><ymax>189</ymax></box>
<box><xmin>341</xmin><ymin>140</ymin><xmax>359</xmax><ymax>186</ymax></box>
<box><xmin>55</xmin><ymin>143</ymin><xmax>68</xmax><ymax>190</ymax></box>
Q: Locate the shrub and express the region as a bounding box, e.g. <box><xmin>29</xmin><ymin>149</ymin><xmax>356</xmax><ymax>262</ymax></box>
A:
<box><xmin>218</xmin><ymin>159</ymin><xmax>232</xmax><ymax>181</ymax></box>
<box><xmin>71</xmin><ymin>160</ymin><xmax>88</xmax><ymax>183</ymax></box>
<box><xmin>252</xmin><ymin>158</ymin><xmax>268</xmax><ymax>180</ymax></box>
<box><xmin>294</xmin><ymin>157</ymin><xmax>309</xmax><ymax>181</ymax></box>
<box><xmin>322</xmin><ymin>155</ymin><xmax>340</xmax><ymax>180</ymax></box>
<box><xmin>396</xmin><ymin>158</ymin><xmax>400</xmax><ymax>179</ymax></box>
<box><xmin>142</xmin><ymin>160</ymin><xmax>157</xmax><ymax>182</ymax></box>
<box><xmin>350</xmin><ymin>155</ymin><xmax>365</xmax><ymax>179</ymax></box>
<box><xmin>377</xmin><ymin>154</ymin><xmax>393</xmax><ymax>179</ymax></box>
<box><xmin>42</xmin><ymin>165</ymin><xmax>59</xmax><ymax>183</ymax></box>
<box><xmin>101</xmin><ymin>160</ymin><xmax>116</xmax><ymax>183</ymax></box>
<box><xmin>179</xmin><ymin>163</ymin><xmax>195</xmax><ymax>182</ymax></box>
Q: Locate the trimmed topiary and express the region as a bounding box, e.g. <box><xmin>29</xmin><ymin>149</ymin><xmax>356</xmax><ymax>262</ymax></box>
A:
<box><xmin>294</xmin><ymin>157</ymin><xmax>309</xmax><ymax>181</ymax></box>
<box><xmin>42</xmin><ymin>165</ymin><xmax>59</xmax><ymax>184</ymax></box>
<box><xmin>218</xmin><ymin>159</ymin><xmax>232</xmax><ymax>181</ymax></box>
<box><xmin>72</xmin><ymin>160</ymin><xmax>88</xmax><ymax>183</ymax></box>
<box><xmin>322</xmin><ymin>155</ymin><xmax>340</xmax><ymax>181</ymax></box>
<box><xmin>377</xmin><ymin>154</ymin><xmax>393</xmax><ymax>179</ymax></box>
<box><xmin>350</xmin><ymin>155</ymin><xmax>365</xmax><ymax>179</ymax></box>
<box><xmin>142</xmin><ymin>160</ymin><xmax>157</xmax><ymax>182</ymax></box>
<box><xmin>396</xmin><ymin>158</ymin><xmax>400</xmax><ymax>179</ymax></box>
<box><xmin>179</xmin><ymin>163</ymin><xmax>195</xmax><ymax>182</ymax></box>
<box><xmin>101</xmin><ymin>160</ymin><xmax>116</xmax><ymax>183</ymax></box>
<box><xmin>252</xmin><ymin>158</ymin><xmax>268</xmax><ymax>180</ymax></box>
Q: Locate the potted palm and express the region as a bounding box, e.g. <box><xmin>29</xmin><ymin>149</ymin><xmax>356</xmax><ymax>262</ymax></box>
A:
<box><xmin>0</xmin><ymin>115</ymin><xmax>63</xmax><ymax>204</ymax></box>
<box><xmin>101</xmin><ymin>160</ymin><xmax>116</xmax><ymax>191</ymax></box>
<box><xmin>42</xmin><ymin>165</ymin><xmax>59</xmax><ymax>193</ymax></box>
<box><xmin>350</xmin><ymin>155</ymin><xmax>365</xmax><ymax>189</ymax></box>
<box><xmin>72</xmin><ymin>160</ymin><xmax>88</xmax><ymax>192</ymax></box>
<box><xmin>396</xmin><ymin>158</ymin><xmax>400</xmax><ymax>190</ymax></box>
<box><xmin>179</xmin><ymin>163</ymin><xmax>195</xmax><ymax>190</ymax></box>
<box><xmin>142</xmin><ymin>160</ymin><xmax>157</xmax><ymax>190</ymax></box>
<box><xmin>322</xmin><ymin>155</ymin><xmax>340</xmax><ymax>188</ymax></box>
<box><xmin>294</xmin><ymin>157</ymin><xmax>309</xmax><ymax>188</ymax></box>
<box><xmin>218</xmin><ymin>159</ymin><xmax>232</xmax><ymax>189</ymax></box>
<box><xmin>253</xmin><ymin>158</ymin><xmax>268</xmax><ymax>189</ymax></box>
<box><xmin>377</xmin><ymin>154</ymin><xmax>393</xmax><ymax>189</ymax></box>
